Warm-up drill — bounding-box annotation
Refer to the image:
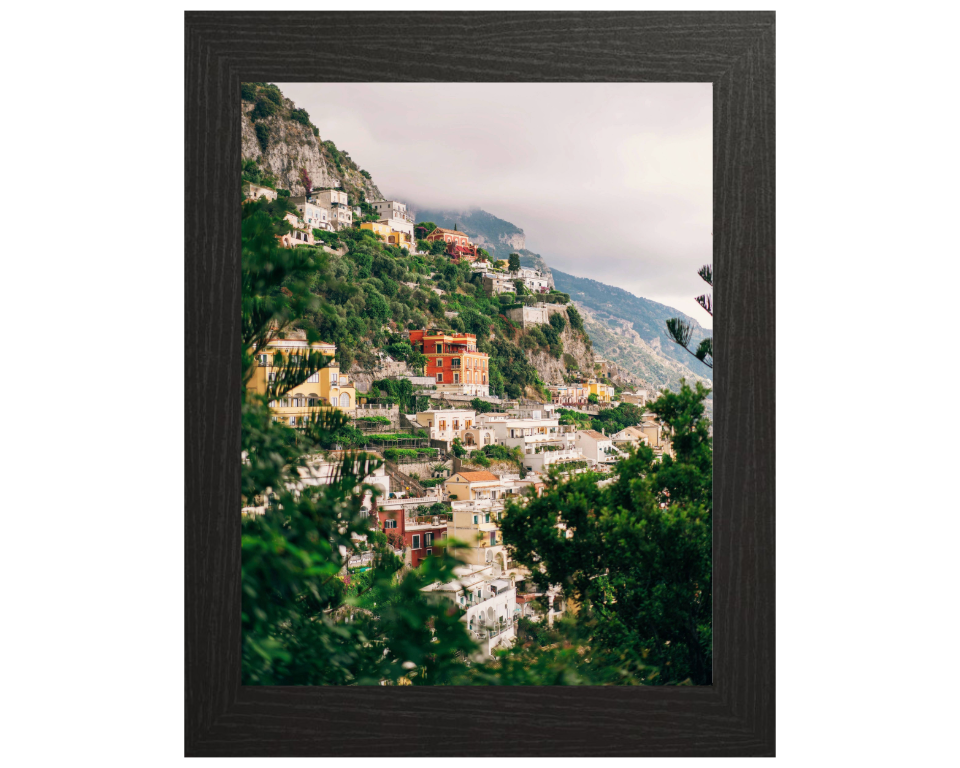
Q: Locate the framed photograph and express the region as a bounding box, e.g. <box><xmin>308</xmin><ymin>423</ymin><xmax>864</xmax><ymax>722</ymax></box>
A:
<box><xmin>186</xmin><ymin>11</ymin><xmax>774</xmax><ymax>757</ymax></box>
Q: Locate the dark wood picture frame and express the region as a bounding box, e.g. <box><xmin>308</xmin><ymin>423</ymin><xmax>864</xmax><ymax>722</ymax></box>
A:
<box><xmin>185</xmin><ymin>10</ymin><xmax>775</xmax><ymax>757</ymax></box>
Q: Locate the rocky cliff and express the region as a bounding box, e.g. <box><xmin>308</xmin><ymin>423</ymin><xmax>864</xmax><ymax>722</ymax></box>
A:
<box><xmin>240</xmin><ymin>83</ymin><xmax>384</xmax><ymax>201</ymax></box>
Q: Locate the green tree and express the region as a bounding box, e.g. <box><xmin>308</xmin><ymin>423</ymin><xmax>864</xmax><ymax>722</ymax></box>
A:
<box><xmin>508</xmin><ymin>253</ymin><xmax>521</xmax><ymax>272</ymax></box>
<box><xmin>587</xmin><ymin>393</ymin><xmax>599</xmax><ymax>405</ymax></box>
<box><xmin>240</xmin><ymin>200</ymin><xmax>479</xmax><ymax>686</ymax></box>
<box><xmin>451</xmin><ymin>438</ymin><xmax>467</xmax><ymax>458</ymax></box>
<box><xmin>500</xmin><ymin>380</ymin><xmax>712</xmax><ymax>684</ymax></box>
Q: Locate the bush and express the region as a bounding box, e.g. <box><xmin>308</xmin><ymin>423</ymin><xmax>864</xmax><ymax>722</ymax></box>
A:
<box><xmin>290</xmin><ymin>107</ymin><xmax>311</xmax><ymax>126</ymax></box>
<box><xmin>250</xmin><ymin>98</ymin><xmax>279</xmax><ymax>121</ymax></box>
<box><xmin>549</xmin><ymin>312</ymin><xmax>567</xmax><ymax>333</ymax></box>
<box><xmin>240</xmin><ymin>82</ymin><xmax>257</xmax><ymax>101</ymax></box>
<box><xmin>563</xmin><ymin>353</ymin><xmax>578</xmax><ymax>370</ymax></box>
<box><xmin>567</xmin><ymin>306</ymin><xmax>584</xmax><ymax>331</ymax></box>
<box><xmin>255</xmin><ymin>122</ymin><xmax>270</xmax><ymax>152</ymax></box>
<box><xmin>470</xmin><ymin>451</ymin><xmax>491</xmax><ymax>468</ymax></box>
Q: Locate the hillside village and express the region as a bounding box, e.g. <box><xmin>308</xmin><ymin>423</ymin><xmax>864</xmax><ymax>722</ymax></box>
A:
<box><xmin>240</xmin><ymin>83</ymin><xmax>703</xmax><ymax>669</ymax></box>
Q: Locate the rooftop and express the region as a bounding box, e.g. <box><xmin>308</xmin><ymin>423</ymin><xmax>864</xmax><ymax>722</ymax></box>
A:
<box><xmin>579</xmin><ymin>430</ymin><xmax>610</xmax><ymax>440</ymax></box>
<box><xmin>452</xmin><ymin>471</ymin><xmax>500</xmax><ymax>482</ymax></box>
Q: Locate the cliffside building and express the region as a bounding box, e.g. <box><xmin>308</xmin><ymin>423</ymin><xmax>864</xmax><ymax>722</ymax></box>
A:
<box><xmin>409</xmin><ymin>330</ymin><xmax>490</xmax><ymax>395</ymax></box>
<box><xmin>246</xmin><ymin>332</ymin><xmax>357</xmax><ymax>423</ymax></box>
<box><xmin>313</xmin><ymin>189</ymin><xmax>353</xmax><ymax>230</ymax></box>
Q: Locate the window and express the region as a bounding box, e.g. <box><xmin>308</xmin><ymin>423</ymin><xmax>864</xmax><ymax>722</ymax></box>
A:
<box><xmin>257</xmin><ymin>354</ymin><xmax>268</xmax><ymax>367</ymax></box>
<box><xmin>485</xmin><ymin>513</ymin><xmax>490</xmax><ymax>522</ymax></box>
<box><xmin>425</xmin><ymin>532</ymin><xmax>433</xmax><ymax>546</ymax></box>
<box><xmin>412</xmin><ymin>534</ymin><xmax>421</xmax><ymax>549</ymax></box>
<box><xmin>436</xmin><ymin>359</ymin><xmax>442</xmax><ymax>367</ymax></box>
<box><xmin>436</xmin><ymin>373</ymin><xmax>443</xmax><ymax>382</ymax></box>
<box><xmin>289</xmin><ymin>417</ymin><xmax>296</xmax><ymax>425</ymax></box>
<box><xmin>453</xmin><ymin>373</ymin><xmax>459</xmax><ymax>383</ymax></box>
<box><xmin>384</xmin><ymin>519</ymin><xmax>397</xmax><ymax>529</ymax></box>
<box><xmin>473</xmin><ymin>515</ymin><xmax>478</xmax><ymax>524</ymax></box>
<box><xmin>339</xmin><ymin>393</ymin><xmax>350</xmax><ymax>407</ymax></box>
<box><xmin>425</xmin><ymin>549</ymin><xmax>432</xmax><ymax>557</ymax></box>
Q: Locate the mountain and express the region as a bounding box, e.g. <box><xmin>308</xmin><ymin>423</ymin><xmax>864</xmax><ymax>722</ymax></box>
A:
<box><xmin>240</xmin><ymin>82</ymin><xmax>384</xmax><ymax>202</ymax></box>
<box><xmin>551</xmin><ymin>269</ymin><xmax>713</xmax><ymax>385</ymax></box>
<box><xmin>409</xmin><ymin>206</ymin><xmax>710</xmax><ymax>392</ymax></box>
<box><xmin>408</xmin><ymin>207</ymin><xmax>525</xmax><ymax>260</ymax></box>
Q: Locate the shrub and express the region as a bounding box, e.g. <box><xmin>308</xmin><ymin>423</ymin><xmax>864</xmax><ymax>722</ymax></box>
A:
<box><xmin>567</xmin><ymin>305</ymin><xmax>584</xmax><ymax>331</ymax></box>
<box><xmin>290</xmin><ymin>107</ymin><xmax>311</xmax><ymax>126</ymax></box>
<box><xmin>250</xmin><ymin>98</ymin><xmax>279</xmax><ymax>121</ymax></box>
<box><xmin>563</xmin><ymin>353</ymin><xmax>578</xmax><ymax>370</ymax></box>
<box><xmin>240</xmin><ymin>82</ymin><xmax>257</xmax><ymax>101</ymax></box>
<box><xmin>255</xmin><ymin>122</ymin><xmax>270</xmax><ymax>152</ymax></box>
<box><xmin>549</xmin><ymin>311</ymin><xmax>567</xmax><ymax>333</ymax></box>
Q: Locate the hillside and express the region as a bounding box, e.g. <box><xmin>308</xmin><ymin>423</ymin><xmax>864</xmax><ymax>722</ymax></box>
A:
<box><xmin>409</xmin><ymin>204</ymin><xmax>710</xmax><ymax>392</ymax></box>
<box><xmin>551</xmin><ymin>269</ymin><xmax>712</xmax><ymax>384</ymax></box>
<box><xmin>240</xmin><ymin>82</ymin><xmax>383</xmax><ymax>203</ymax></box>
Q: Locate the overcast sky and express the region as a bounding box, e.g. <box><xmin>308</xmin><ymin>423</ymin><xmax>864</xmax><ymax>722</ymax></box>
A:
<box><xmin>277</xmin><ymin>83</ymin><xmax>712</xmax><ymax>329</ymax></box>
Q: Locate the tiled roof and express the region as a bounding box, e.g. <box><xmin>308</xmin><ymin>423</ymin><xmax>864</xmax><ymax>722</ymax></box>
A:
<box><xmin>453</xmin><ymin>471</ymin><xmax>500</xmax><ymax>482</ymax></box>
<box><xmin>580</xmin><ymin>430</ymin><xmax>609</xmax><ymax>440</ymax></box>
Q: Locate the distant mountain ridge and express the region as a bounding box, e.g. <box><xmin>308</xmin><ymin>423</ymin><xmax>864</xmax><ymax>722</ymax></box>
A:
<box><xmin>551</xmin><ymin>269</ymin><xmax>713</xmax><ymax>383</ymax></box>
<box><xmin>408</xmin><ymin>205</ymin><xmax>711</xmax><ymax>391</ymax></box>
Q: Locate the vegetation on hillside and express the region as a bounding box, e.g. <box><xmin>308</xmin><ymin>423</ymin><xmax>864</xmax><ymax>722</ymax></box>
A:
<box><xmin>239</xmin><ymin>147</ymin><xmax>713</xmax><ymax>687</ymax></box>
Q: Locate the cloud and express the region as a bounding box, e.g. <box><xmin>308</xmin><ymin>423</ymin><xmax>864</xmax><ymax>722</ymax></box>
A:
<box><xmin>276</xmin><ymin>83</ymin><xmax>713</xmax><ymax>328</ymax></box>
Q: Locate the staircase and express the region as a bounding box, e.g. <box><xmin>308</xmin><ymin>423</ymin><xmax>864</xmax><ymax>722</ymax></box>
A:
<box><xmin>383</xmin><ymin>460</ymin><xmax>427</xmax><ymax>498</ymax></box>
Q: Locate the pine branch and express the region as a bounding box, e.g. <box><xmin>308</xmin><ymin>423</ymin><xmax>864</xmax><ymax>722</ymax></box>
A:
<box><xmin>698</xmin><ymin>264</ymin><xmax>713</xmax><ymax>287</ymax></box>
<box><xmin>696</xmin><ymin>294</ymin><xmax>713</xmax><ymax>316</ymax></box>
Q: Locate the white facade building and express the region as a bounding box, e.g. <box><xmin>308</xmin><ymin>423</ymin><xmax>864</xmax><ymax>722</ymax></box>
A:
<box><xmin>369</xmin><ymin>200</ymin><xmax>414</xmax><ymax>237</ymax></box>
<box><xmin>313</xmin><ymin>189</ymin><xmax>353</xmax><ymax>229</ymax></box>
<box><xmin>575</xmin><ymin>429</ymin><xmax>623</xmax><ymax>467</ymax></box>
<box><xmin>422</xmin><ymin>566</ymin><xmax>518</xmax><ymax>657</ymax></box>
<box><xmin>290</xmin><ymin>197</ymin><xmax>332</xmax><ymax>231</ymax></box>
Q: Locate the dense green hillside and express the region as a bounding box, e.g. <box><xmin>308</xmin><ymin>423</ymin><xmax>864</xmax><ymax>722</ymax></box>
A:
<box><xmin>552</xmin><ymin>268</ymin><xmax>713</xmax><ymax>383</ymax></box>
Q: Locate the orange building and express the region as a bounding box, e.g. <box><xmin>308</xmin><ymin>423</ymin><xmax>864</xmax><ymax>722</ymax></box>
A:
<box><xmin>409</xmin><ymin>330</ymin><xmax>489</xmax><ymax>389</ymax></box>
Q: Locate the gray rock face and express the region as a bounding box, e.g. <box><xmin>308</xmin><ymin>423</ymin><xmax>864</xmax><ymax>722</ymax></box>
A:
<box><xmin>241</xmin><ymin>100</ymin><xmax>384</xmax><ymax>200</ymax></box>
<box><xmin>524</xmin><ymin>324</ymin><xmax>595</xmax><ymax>386</ymax></box>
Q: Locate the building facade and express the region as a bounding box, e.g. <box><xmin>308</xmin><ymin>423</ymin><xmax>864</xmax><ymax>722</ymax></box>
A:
<box><xmin>408</xmin><ymin>330</ymin><xmax>490</xmax><ymax>390</ymax></box>
<box><xmin>290</xmin><ymin>197</ymin><xmax>332</xmax><ymax>231</ymax></box>
<box><xmin>246</xmin><ymin>333</ymin><xmax>357</xmax><ymax>423</ymax></box>
<box><xmin>313</xmin><ymin>189</ymin><xmax>353</xmax><ymax>229</ymax></box>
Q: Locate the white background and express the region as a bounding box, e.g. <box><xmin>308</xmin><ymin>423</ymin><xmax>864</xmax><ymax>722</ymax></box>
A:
<box><xmin>2</xmin><ymin>1</ymin><xmax>956</xmax><ymax>765</ymax></box>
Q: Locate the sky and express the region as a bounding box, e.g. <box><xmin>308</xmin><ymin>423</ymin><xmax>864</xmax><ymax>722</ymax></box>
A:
<box><xmin>277</xmin><ymin>83</ymin><xmax>712</xmax><ymax>329</ymax></box>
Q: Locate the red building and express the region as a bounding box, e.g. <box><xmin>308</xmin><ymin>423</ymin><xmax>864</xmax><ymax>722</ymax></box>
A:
<box><xmin>424</xmin><ymin>227</ymin><xmax>479</xmax><ymax>261</ymax></box>
<box><xmin>408</xmin><ymin>330</ymin><xmax>489</xmax><ymax>388</ymax></box>
<box><xmin>377</xmin><ymin>500</ymin><xmax>450</xmax><ymax>568</ymax></box>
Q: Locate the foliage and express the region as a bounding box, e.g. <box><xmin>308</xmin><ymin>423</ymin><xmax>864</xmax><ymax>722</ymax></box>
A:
<box><xmin>549</xmin><ymin>311</ymin><xmax>567</xmax><ymax>333</ymax></box>
<box><xmin>241</xmin><ymin>194</ymin><xmax>481</xmax><ymax>685</ymax></box>
<box><xmin>290</xmin><ymin>107</ymin><xmax>311</xmax><ymax>126</ymax></box>
<box><xmin>254</xmin><ymin>123</ymin><xmax>270</xmax><ymax>152</ymax></box>
<box><xmin>666</xmin><ymin>264</ymin><xmax>713</xmax><ymax>369</ymax></box>
<box><xmin>470</xmin><ymin>398</ymin><xmax>495</xmax><ymax>413</ymax></box>
<box><xmin>451</xmin><ymin>438</ymin><xmax>467</xmax><ymax>458</ymax></box>
<box><xmin>587</xmin><ymin>393</ymin><xmax>599</xmax><ymax>405</ymax></box>
<box><xmin>500</xmin><ymin>380</ymin><xmax>712</xmax><ymax>685</ymax></box>
<box><xmin>566</xmin><ymin>305</ymin><xmax>584</xmax><ymax>332</ymax></box>
<box><xmin>508</xmin><ymin>253</ymin><xmax>522</xmax><ymax>272</ymax></box>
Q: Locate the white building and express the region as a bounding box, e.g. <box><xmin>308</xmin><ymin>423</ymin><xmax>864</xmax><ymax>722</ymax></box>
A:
<box><xmin>413</xmin><ymin>408</ymin><xmax>477</xmax><ymax>445</ymax></box>
<box><xmin>290</xmin><ymin>196</ymin><xmax>332</xmax><ymax>231</ymax></box>
<box><xmin>313</xmin><ymin>189</ymin><xmax>353</xmax><ymax>230</ymax></box>
<box><xmin>244</xmin><ymin>182</ymin><xmax>278</xmax><ymax>201</ymax></box>
<box><xmin>369</xmin><ymin>200</ymin><xmax>414</xmax><ymax>237</ymax></box>
<box><xmin>422</xmin><ymin>566</ymin><xmax>517</xmax><ymax>657</ymax></box>
<box><xmin>575</xmin><ymin>429</ymin><xmax>623</xmax><ymax>468</ymax></box>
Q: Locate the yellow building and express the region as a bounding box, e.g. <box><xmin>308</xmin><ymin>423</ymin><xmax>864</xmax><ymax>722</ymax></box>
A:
<box><xmin>385</xmin><ymin>229</ymin><xmax>413</xmax><ymax>249</ymax></box>
<box><xmin>360</xmin><ymin>221</ymin><xmax>392</xmax><ymax>241</ymax></box>
<box><xmin>587</xmin><ymin>379</ymin><xmax>615</xmax><ymax>403</ymax></box>
<box><xmin>246</xmin><ymin>333</ymin><xmax>357</xmax><ymax>425</ymax></box>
